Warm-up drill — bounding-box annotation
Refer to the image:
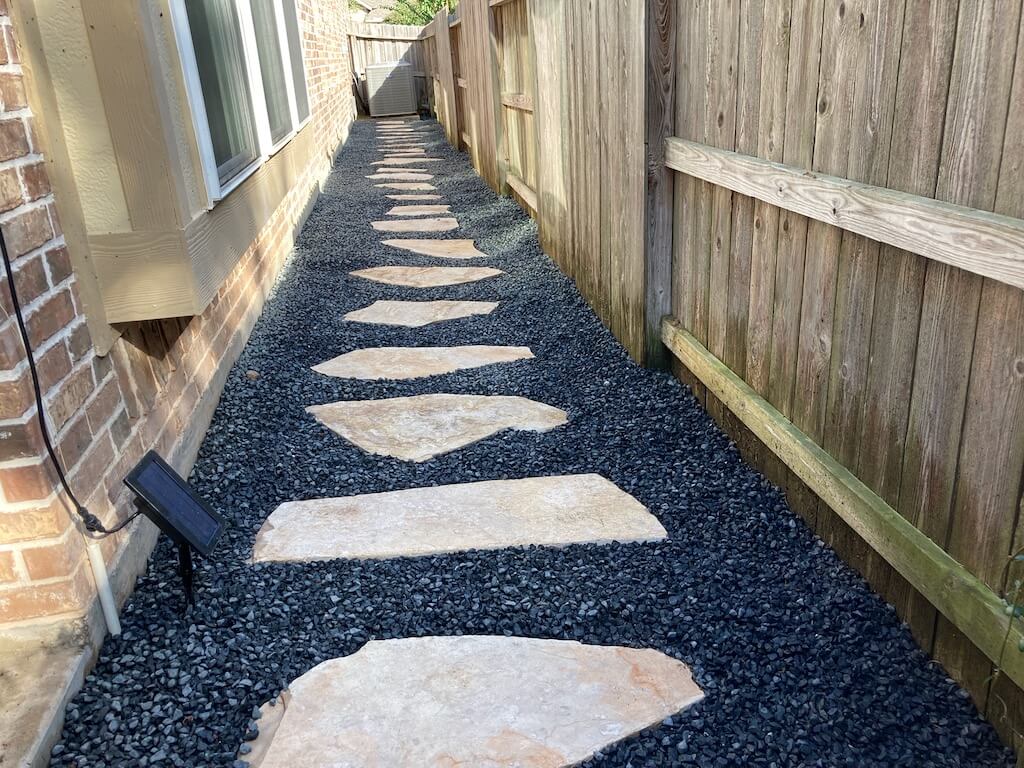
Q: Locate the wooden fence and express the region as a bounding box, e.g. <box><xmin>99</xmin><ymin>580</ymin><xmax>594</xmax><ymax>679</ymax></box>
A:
<box><xmin>420</xmin><ymin>0</ymin><xmax>647</xmax><ymax>359</ymax></box>
<box><xmin>348</xmin><ymin>22</ymin><xmax>432</xmax><ymax>109</ymax></box>
<box><xmin>409</xmin><ymin>0</ymin><xmax>1024</xmax><ymax>752</ymax></box>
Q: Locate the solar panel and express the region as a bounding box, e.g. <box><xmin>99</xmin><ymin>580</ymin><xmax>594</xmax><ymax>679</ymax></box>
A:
<box><xmin>125</xmin><ymin>451</ymin><xmax>226</xmax><ymax>555</ymax></box>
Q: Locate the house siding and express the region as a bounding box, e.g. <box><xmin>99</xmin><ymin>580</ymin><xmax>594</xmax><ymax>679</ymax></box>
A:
<box><xmin>0</xmin><ymin>0</ymin><xmax>356</xmax><ymax>629</ymax></box>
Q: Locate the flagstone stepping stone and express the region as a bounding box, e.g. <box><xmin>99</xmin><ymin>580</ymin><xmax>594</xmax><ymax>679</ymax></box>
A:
<box><xmin>370</xmin><ymin>167</ymin><xmax>431</xmax><ymax>174</ymax></box>
<box><xmin>306</xmin><ymin>393</ymin><xmax>567</xmax><ymax>461</ymax></box>
<box><xmin>382</xmin><ymin>238</ymin><xmax>488</xmax><ymax>259</ymax></box>
<box><xmin>240</xmin><ymin>636</ymin><xmax>703</xmax><ymax>768</ymax></box>
<box><xmin>371</xmin><ymin>217</ymin><xmax>457</xmax><ymax>232</ymax></box>
<box><xmin>375</xmin><ymin>182</ymin><xmax>436</xmax><ymax>191</ymax></box>
<box><xmin>378</xmin><ymin>147</ymin><xmax>426</xmax><ymax>152</ymax></box>
<box><xmin>373</xmin><ymin>157</ymin><xmax>441</xmax><ymax>165</ymax></box>
<box><xmin>386</xmin><ymin>194</ymin><xmax>442</xmax><ymax>201</ymax></box>
<box><xmin>344</xmin><ymin>300</ymin><xmax>498</xmax><ymax>327</ymax></box>
<box><xmin>312</xmin><ymin>345</ymin><xmax>533</xmax><ymax>380</ymax></box>
<box><xmin>386</xmin><ymin>204</ymin><xmax>451</xmax><ymax>216</ymax></box>
<box><xmin>350</xmin><ymin>265</ymin><xmax>501</xmax><ymax>287</ymax></box>
<box><xmin>365</xmin><ymin>172</ymin><xmax>433</xmax><ymax>181</ymax></box>
<box><xmin>253</xmin><ymin>474</ymin><xmax>665</xmax><ymax>563</ymax></box>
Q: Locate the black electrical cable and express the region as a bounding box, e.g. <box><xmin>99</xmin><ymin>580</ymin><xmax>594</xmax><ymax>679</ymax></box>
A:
<box><xmin>1</xmin><ymin>228</ymin><xmax>135</xmax><ymax>538</ymax></box>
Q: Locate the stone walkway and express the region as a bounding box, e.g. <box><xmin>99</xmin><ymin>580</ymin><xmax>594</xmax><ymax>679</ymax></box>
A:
<box><xmin>245</xmin><ymin>118</ymin><xmax>699</xmax><ymax>764</ymax></box>
<box><xmin>47</xmin><ymin>117</ymin><xmax>1014</xmax><ymax>767</ymax></box>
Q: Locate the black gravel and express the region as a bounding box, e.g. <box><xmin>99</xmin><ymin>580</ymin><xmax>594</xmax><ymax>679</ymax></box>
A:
<box><xmin>50</xmin><ymin>119</ymin><xmax>1013</xmax><ymax>767</ymax></box>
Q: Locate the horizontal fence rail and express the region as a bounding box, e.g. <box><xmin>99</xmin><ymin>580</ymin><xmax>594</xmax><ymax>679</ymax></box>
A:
<box><xmin>662</xmin><ymin>316</ymin><xmax>1024</xmax><ymax>691</ymax></box>
<box><xmin>665</xmin><ymin>138</ymin><xmax>1024</xmax><ymax>292</ymax></box>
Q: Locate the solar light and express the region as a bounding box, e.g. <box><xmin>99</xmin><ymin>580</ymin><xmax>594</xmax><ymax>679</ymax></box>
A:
<box><xmin>124</xmin><ymin>450</ymin><xmax>226</xmax><ymax>606</ymax></box>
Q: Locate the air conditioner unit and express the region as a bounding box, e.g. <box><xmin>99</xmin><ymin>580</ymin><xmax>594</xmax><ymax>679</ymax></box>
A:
<box><xmin>366</xmin><ymin>62</ymin><xmax>417</xmax><ymax>117</ymax></box>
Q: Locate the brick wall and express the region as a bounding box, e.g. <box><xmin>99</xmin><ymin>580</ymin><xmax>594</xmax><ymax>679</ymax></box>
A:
<box><xmin>0</xmin><ymin>1</ymin><xmax>355</xmax><ymax>628</ymax></box>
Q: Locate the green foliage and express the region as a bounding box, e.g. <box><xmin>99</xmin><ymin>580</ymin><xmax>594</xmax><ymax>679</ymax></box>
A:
<box><xmin>386</xmin><ymin>0</ymin><xmax>456</xmax><ymax>25</ymax></box>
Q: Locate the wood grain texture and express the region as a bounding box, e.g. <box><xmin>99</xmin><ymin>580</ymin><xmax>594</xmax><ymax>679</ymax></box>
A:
<box><xmin>664</xmin><ymin>139</ymin><xmax>1024</xmax><ymax>292</ymax></box>
<box><xmin>661</xmin><ymin>316</ymin><xmax>1024</xmax><ymax>693</ymax></box>
<box><xmin>642</xmin><ymin>0</ymin><xmax>675</xmax><ymax>366</ymax></box>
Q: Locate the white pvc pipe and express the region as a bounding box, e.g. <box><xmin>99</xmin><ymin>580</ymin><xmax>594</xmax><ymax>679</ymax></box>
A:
<box><xmin>86</xmin><ymin>539</ymin><xmax>121</xmax><ymax>637</ymax></box>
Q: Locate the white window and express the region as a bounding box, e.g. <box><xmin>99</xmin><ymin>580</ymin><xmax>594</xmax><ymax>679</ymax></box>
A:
<box><xmin>171</xmin><ymin>0</ymin><xmax>311</xmax><ymax>203</ymax></box>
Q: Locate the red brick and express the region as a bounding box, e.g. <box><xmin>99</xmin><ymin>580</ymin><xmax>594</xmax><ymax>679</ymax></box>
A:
<box><xmin>47</xmin><ymin>203</ymin><xmax>61</xmax><ymax>237</ymax></box>
<box><xmin>3</xmin><ymin>27</ymin><xmax>18</xmax><ymax>66</ymax></box>
<box><xmin>45</xmin><ymin>363</ymin><xmax>93</xmax><ymax>431</ymax></box>
<box><xmin>91</xmin><ymin>350</ymin><xmax>112</xmax><ymax>383</ymax></box>
<box><xmin>0</xmin><ymin>415</ymin><xmax>42</xmax><ymax>462</ymax></box>
<box><xmin>19</xmin><ymin>162</ymin><xmax>50</xmax><ymax>200</ymax></box>
<box><xmin>0</xmin><ymin>372</ymin><xmax>32</xmax><ymax>419</ymax></box>
<box><xmin>0</xmin><ymin>551</ymin><xmax>17</xmax><ymax>583</ymax></box>
<box><xmin>67</xmin><ymin>323</ymin><xmax>90</xmax><ymax>363</ymax></box>
<box><xmin>21</xmin><ymin>533</ymin><xmax>83</xmax><ymax>580</ymax></box>
<box><xmin>0</xmin><ymin>72</ymin><xmax>27</xmax><ymax>111</ymax></box>
<box><xmin>69</xmin><ymin>432</ymin><xmax>113</xmax><ymax>499</ymax></box>
<box><xmin>25</xmin><ymin>288</ymin><xmax>73</xmax><ymax>347</ymax></box>
<box><xmin>2</xmin><ymin>205</ymin><xmax>54</xmax><ymax>257</ymax></box>
<box><xmin>0</xmin><ymin>561</ymin><xmax>92</xmax><ymax>622</ymax></box>
<box><xmin>0</xmin><ymin>167</ymin><xmax>21</xmax><ymax>212</ymax></box>
<box><xmin>25</xmin><ymin>118</ymin><xmax>40</xmax><ymax>156</ymax></box>
<box><xmin>0</xmin><ymin>119</ymin><xmax>27</xmax><ymax>162</ymax></box>
<box><xmin>45</xmin><ymin>245</ymin><xmax>72</xmax><ymax>285</ymax></box>
<box><xmin>11</xmin><ymin>254</ymin><xmax>47</xmax><ymax>305</ymax></box>
<box><xmin>38</xmin><ymin>344</ymin><xmax>70</xmax><ymax>394</ymax></box>
<box><xmin>0</xmin><ymin>318</ymin><xmax>24</xmax><ymax>370</ymax></box>
<box><xmin>108</xmin><ymin>409</ymin><xmax>130</xmax><ymax>448</ymax></box>
<box><xmin>56</xmin><ymin>412</ymin><xmax>91</xmax><ymax>469</ymax></box>
<box><xmin>84</xmin><ymin>375</ymin><xmax>122</xmax><ymax>433</ymax></box>
<box><xmin>0</xmin><ymin>460</ymin><xmax>54</xmax><ymax>503</ymax></box>
<box><xmin>0</xmin><ymin>497</ymin><xmax>66</xmax><ymax>542</ymax></box>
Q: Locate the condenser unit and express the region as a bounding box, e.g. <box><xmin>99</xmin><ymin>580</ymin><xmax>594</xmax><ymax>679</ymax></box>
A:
<box><xmin>366</xmin><ymin>62</ymin><xmax>417</xmax><ymax>117</ymax></box>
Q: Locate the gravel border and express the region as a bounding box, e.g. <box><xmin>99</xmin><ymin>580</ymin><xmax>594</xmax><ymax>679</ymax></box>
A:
<box><xmin>49</xmin><ymin>119</ymin><xmax>1013</xmax><ymax>767</ymax></box>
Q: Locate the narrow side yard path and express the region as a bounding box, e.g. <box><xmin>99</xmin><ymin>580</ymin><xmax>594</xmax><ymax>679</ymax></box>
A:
<box><xmin>50</xmin><ymin>119</ymin><xmax>1012</xmax><ymax>767</ymax></box>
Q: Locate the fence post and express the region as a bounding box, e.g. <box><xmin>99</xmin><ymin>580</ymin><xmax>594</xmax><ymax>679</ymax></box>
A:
<box><xmin>488</xmin><ymin>3</ymin><xmax>509</xmax><ymax>194</ymax></box>
<box><xmin>642</xmin><ymin>0</ymin><xmax>676</xmax><ymax>368</ymax></box>
<box><xmin>433</xmin><ymin>10</ymin><xmax>459</xmax><ymax>147</ymax></box>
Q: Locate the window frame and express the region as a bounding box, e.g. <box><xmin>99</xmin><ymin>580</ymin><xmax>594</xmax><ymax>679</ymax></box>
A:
<box><xmin>169</xmin><ymin>0</ymin><xmax>312</xmax><ymax>206</ymax></box>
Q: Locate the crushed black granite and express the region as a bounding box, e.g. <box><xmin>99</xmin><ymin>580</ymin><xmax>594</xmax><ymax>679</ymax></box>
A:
<box><xmin>49</xmin><ymin>118</ymin><xmax>1013</xmax><ymax>767</ymax></box>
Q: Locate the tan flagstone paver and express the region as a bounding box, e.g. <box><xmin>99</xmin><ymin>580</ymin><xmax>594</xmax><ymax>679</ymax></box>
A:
<box><xmin>312</xmin><ymin>345</ymin><xmax>533</xmax><ymax>380</ymax></box>
<box><xmin>365</xmin><ymin>172</ymin><xmax>434</xmax><ymax>181</ymax></box>
<box><xmin>377</xmin><ymin>147</ymin><xmax>426</xmax><ymax>152</ymax></box>
<box><xmin>306</xmin><ymin>393</ymin><xmax>567</xmax><ymax>461</ymax></box>
<box><xmin>382</xmin><ymin>238</ymin><xmax>488</xmax><ymax>259</ymax></box>
<box><xmin>350</xmin><ymin>265</ymin><xmax>501</xmax><ymax>287</ymax></box>
<box><xmin>369</xmin><ymin>166</ymin><xmax>431</xmax><ymax>173</ymax></box>
<box><xmin>371</xmin><ymin>217</ymin><xmax>457</xmax><ymax>232</ymax></box>
<box><xmin>242</xmin><ymin>636</ymin><xmax>703</xmax><ymax>768</ymax></box>
<box><xmin>375</xmin><ymin>182</ymin><xmax>437</xmax><ymax>191</ymax></box>
<box><xmin>386</xmin><ymin>194</ymin><xmax>442</xmax><ymax>201</ymax></box>
<box><xmin>385</xmin><ymin>204</ymin><xmax>452</xmax><ymax>216</ymax></box>
<box><xmin>344</xmin><ymin>299</ymin><xmax>498</xmax><ymax>327</ymax></box>
<box><xmin>373</xmin><ymin>157</ymin><xmax>442</xmax><ymax>166</ymax></box>
<box><xmin>253</xmin><ymin>474</ymin><xmax>665</xmax><ymax>562</ymax></box>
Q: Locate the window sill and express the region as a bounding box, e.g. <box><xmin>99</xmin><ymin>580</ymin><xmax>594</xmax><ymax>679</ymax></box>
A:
<box><xmin>89</xmin><ymin>124</ymin><xmax>317</xmax><ymax>323</ymax></box>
